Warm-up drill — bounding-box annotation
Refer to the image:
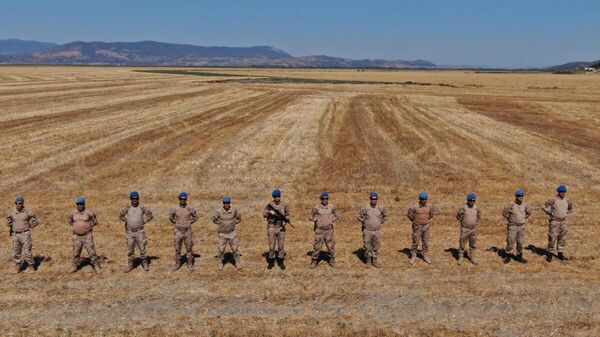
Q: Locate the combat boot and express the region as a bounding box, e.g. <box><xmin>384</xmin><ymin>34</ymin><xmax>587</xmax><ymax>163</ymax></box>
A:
<box><xmin>557</xmin><ymin>252</ymin><xmax>569</xmax><ymax>261</ymax></box>
<box><xmin>234</xmin><ymin>258</ymin><xmax>242</xmax><ymax>270</ymax></box>
<box><xmin>546</xmin><ymin>252</ymin><xmax>553</xmax><ymax>262</ymax></box>
<box><xmin>276</xmin><ymin>258</ymin><xmax>285</xmax><ymax>270</ymax></box>
<box><xmin>218</xmin><ymin>258</ymin><xmax>224</xmax><ymax>271</ymax></box>
<box><xmin>124</xmin><ymin>260</ymin><xmax>134</xmax><ymax>273</ymax></box>
<box><xmin>365</xmin><ymin>256</ymin><xmax>371</xmax><ymax>269</ymax></box>
<box><xmin>70</xmin><ymin>260</ymin><xmax>79</xmax><ymax>273</ymax></box>
<box><xmin>423</xmin><ymin>254</ymin><xmax>432</xmax><ymax>264</ymax></box>
<box><xmin>25</xmin><ymin>262</ymin><xmax>35</xmax><ymax>273</ymax></box>
<box><xmin>409</xmin><ymin>253</ymin><xmax>417</xmax><ymax>265</ymax></box>
<box><xmin>14</xmin><ymin>262</ymin><xmax>22</xmax><ymax>274</ymax></box>
<box><xmin>503</xmin><ymin>252</ymin><xmax>512</xmax><ymax>264</ymax></box>
<box><xmin>468</xmin><ymin>251</ymin><xmax>478</xmax><ymax>265</ymax></box>
<box><xmin>173</xmin><ymin>256</ymin><xmax>181</xmax><ymax>272</ymax></box>
<box><xmin>310</xmin><ymin>259</ymin><xmax>318</xmax><ymax>269</ymax></box>
<box><xmin>142</xmin><ymin>259</ymin><xmax>150</xmax><ymax>271</ymax></box>
<box><xmin>457</xmin><ymin>254</ymin><xmax>463</xmax><ymax>265</ymax></box>
<box><xmin>92</xmin><ymin>260</ymin><xmax>102</xmax><ymax>273</ymax></box>
<box><xmin>186</xmin><ymin>257</ymin><xmax>195</xmax><ymax>271</ymax></box>
<box><xmin>516</xmin><ymin>253</ymin><xmax>528</xmax><ymax>264</ymax></box>
<box><xmin>371</xmin><ymin>257</ymin><xmax>381</xmax><ymax>269</ymax></box>
<box><xmin>267</xmin><ymin>258</ymin><xmax>275</xmax><ymax>270</ymax></box>
<box><xmin>329</xmin><ymin>258</ymin><xmax>336</xmax><ymax>268</ymax></box>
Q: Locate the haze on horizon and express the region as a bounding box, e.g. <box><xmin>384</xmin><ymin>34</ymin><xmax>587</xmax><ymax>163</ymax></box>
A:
<box><xmin>1</xmin><ymin>0</ymin><xmax>598</xmax><ymax>68</ymax></box>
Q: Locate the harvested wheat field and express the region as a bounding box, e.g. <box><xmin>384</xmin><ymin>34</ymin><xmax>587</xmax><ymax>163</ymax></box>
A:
<box><xmin>1</xmin><ymin>66</ymin><xmax>600</xmax><ymax>337</ymax></box>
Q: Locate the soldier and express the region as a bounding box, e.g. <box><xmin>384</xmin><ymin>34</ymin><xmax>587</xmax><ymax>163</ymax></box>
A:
<box><xmin>119</xmin><ymin>191</ymin><xmax>154</xmax><ymax>273</ymax></box>
<box><xmin>406</xmin><ymin>192</ymin><xmax>436</xmax><ymax>265</ymax></box>
<box><xmin>169</xmin><ymin>192</ymin><xmax>198</xmax><ymax>271</ymax></box>
<box><xmin>69</xmin><ymin>197</ymin><xmax>101</xmax><ymax>273</ymax></box>
<box><xmin>542</xmin><ymin>185</ymin><xmax>573</xmax><ymax>262</ymax></box>
<box><xmin>213</xmin><ymin>197</ymin><xmax>242</xmax><ymax>270</ymax></box>
<box><xmin>502</xmin><ymin>189</ymin><xmax>532</xmax><ymax>264</ymax></box>
<box><xmin>6</xmin><ymin>196</ymin><xmax>38</xmax><ymax>273</ymax></box>
<box><xmin>309</xmin><ymin>192</ymin><xmax>340</xmax><ymax>269</ymax></box>
<box><xmin>262</xmin><ymin>189</ymin><xmax>289</xmax><ymax>270</ymax></box>
<box><xmin>357</xmin><ymin>192</ymin><xmax>388</xmax><ymax>268</ymax></box>
<box><xmin>456</xmin><ymin>193</ymin><xmax>480</xmax><ymax>265</ymax></box>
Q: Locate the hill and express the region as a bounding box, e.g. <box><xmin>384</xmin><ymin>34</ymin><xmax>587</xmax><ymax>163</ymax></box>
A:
<box><xmin>0</xmin><ymin>40</ymin><xmax>435</xmax><ymax>68</ymax></box>
<box><xmin>0</xmin><ymin>39</ymin><xmax>58</xmax><ymax>55</ymax></box>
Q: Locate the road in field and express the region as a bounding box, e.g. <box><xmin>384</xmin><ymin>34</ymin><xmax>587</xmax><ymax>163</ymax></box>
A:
<box><xmin>1</xmin><ymin>67</ymin><xmax>600</xmax><ymax>336</ymax></box>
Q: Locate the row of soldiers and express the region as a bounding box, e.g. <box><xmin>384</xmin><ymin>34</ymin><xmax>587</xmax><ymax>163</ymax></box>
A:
<box><xmin>6</xmin><ymin>186</ymin><xmax>573</xmax><ymax>273</ymax></box>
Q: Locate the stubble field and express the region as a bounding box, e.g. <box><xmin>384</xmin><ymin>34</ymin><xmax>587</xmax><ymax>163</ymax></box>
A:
<box><xmin>1</xmin><ymin>66</ymin><xmax>600</xmax><ymax>336</ymax></box>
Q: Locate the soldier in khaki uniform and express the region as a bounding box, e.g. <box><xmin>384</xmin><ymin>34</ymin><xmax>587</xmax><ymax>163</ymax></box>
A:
<box><xmin>502</xmin><ymin>189</ymin><xmax>532</xmax><ymax>264</ymax></box>
<box><xmin>263</xmin><ymin>189</ymin><xmax>290</xmax><ymax>270</ymax></box>
<box><xmin>542</xmin><ymin>185</ymin><xmax>573</xmax><ymax>262</ymax></box>
<box><xmin>213</xmin><ymin>197</ymin><xmax>242</xmax><ymax>270</ymax></box>
<box><xmin>309</xmin><ymin>192</ymin><xmax>341</xmax><ymax>269</ymax></box>
<box><xmin>169</xmin><ymin>192</ymin><xmax>198</xmax><ymax>271</ymax></box>
<box><xmin>456</xmin><ymin>193</ymin><xmax>480</xmax><ymax>265</ymax></box>
<box><xmin>119</xmin><ymin>191</ymin><xmax>154</xmax><ymax>273</ymax></box>
<box><xmin>406</xmin><ymin>192</ymin><xmax>436</xmax><ymax>265</ymax></box>
<box><xmin>357</xmin><ymin>192</ymin><xmax>388</xmax><ymax>268</ymax></box>
<box><xmin>6</xmin><ymin>196</ymin><xmax>38</xmax><ymax>273</ymax></box>
<box><xmin>69</xmin><ymin>197</ymin><xmax>101</xmax><ymax>273</ymax></box>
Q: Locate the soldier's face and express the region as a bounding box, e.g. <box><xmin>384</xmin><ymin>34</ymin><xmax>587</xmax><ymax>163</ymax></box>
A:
<box><xmin>467</xmin><ymin>200</ymin><xmax>475</xmax><ymax>207</ymax></box>
<box><xmin>131</xmin><ymin>198</ymin><xmax>139</xmax><ymax>206</ymax></box>
<box><xmin>223</xmin><ymin>202</ymin><xmax>231</xmax><ymax>210</ymax></box>
<box><xmin>76</xmin><ymin>204</ymin><xmax>85</xmax><ymax>212</ymax></box>
<box><xmin>321</xmin><ymin>198</ymin><xmax>329</xmax><ymax>206</ymax></box>
<box><xmin>15</xmin><ymin>202</ymin><xmax>24</xmax><ymax>211</ymax></box>
<box><xmin>370</xmin><ymin>198</ymin><xmax>378</xmax><ymax>206</ymax></box>
<box><xmin>419</xmin><ymin>198</ymin><xmax>427</xmax><ymax>206</ymax></box>
<box><xmin>273</xmin><ymin>196</ymin><xmax>281</xmax><ymax>203</ymax></box>
<box><xmin>558</xmin><ymin>191</ymin><xmax>566</xmax><ymax>198</ymax></box>
<box><xmin>179</xmin><ymin>198</ymin><xmax>187</xmax><ymax>206</ymax></box>
<box><xmin>516</xmin><ymin>196</ymin><xmax>524</xmax><ymax>202</ymax></box>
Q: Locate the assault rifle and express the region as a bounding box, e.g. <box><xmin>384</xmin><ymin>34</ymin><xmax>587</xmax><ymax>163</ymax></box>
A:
<box><xmin>267</xmin><ymin>204</ymin><xmax>295</xmax><ymax>229</ymax></box>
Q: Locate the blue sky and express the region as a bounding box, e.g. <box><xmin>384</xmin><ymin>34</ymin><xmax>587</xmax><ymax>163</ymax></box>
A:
<box><xmin>1</xmin><ymin>0</ymin><xmax>599</xmax><ymax>67</ymax></box>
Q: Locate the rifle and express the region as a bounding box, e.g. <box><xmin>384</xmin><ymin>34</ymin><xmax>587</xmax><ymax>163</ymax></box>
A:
<box><xmin>267</xmin><ymin>204</ymin><xmax>295</xmax><ymax>229</ymax></box>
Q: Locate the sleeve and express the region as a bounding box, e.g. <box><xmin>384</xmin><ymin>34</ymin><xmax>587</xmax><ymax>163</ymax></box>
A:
<box><xmin>189</xmin><ymin>207</ymin><xmax>199</xmax><ymax>224</ymax></box>
<box><xmin>429</xmin><ymin>205</ymin><xmax>436</xmax><ymax>219</ymax></box>
<box><xmin>525</xmin><ymin>205</ymin><xmax>533</xmax><ymax>218</ymax></box>
<box><xmin>357</xmin><ymin>207</ymin><xmax>366</xmax><ymax>223</ymax></box>
<box><xmin>212</xmin><ymin>210</ymin><xmax>220</xmax><ymax>225</ymax></box>
<box><xmin>456</xmin><ymin>206</ymin><xmax>464</xmax><ymax>222</ymax></box>
<box><xmin>542</xmin><ymin>199</ymin><xmax>553</xmax><ymax>215</ymax></box>
<box><xmin>262</xmin><ymin>204</ymin><xmax>270</xmax><ymax>218</ymax></box>
<box><xmin>118</xmin><ymin>207</ymin><xmax>128</xmax><ymax>222</ymax></box>
<box><xmin>235</xmin><ymin>209</ymin><xmax>242</xmax><ymax>224</ymax></box>
<box><xmin>406</xmin><ymin>206</ymin><xmax>415</xmax><ymax>222</ymax></box>
<box><xmin>143</xmin><ymin>206</ymin><xmax>154</xmax><ymax>224</ymax></box>
<box><xmin>567</xmin><ymin>199</ymin><xmax>574</xmax><ymax>214</ymax></box>
<box><xmin>380</xmin><ymin>206</ymin><xmax>389</xmax><ymax>223</ymax></box>
<box><xmin>89</xmin><ymin>211</ymin><xmax>99</xmax><ymax>227</ymax></box>
<box><xmin>169</xmin><ymin>208</ymin><xmax>176</xmax><ymax>224</ymax></box>
<box><xmin>7</xmin><ymin>213</ymin><xmax>13</xmax><ymax>226</ymax></box>
<box><xmin>502</xmin><ymin>205</ymin><xmax>511</xmax><ymax>219</ymax></box>
<box><xmin>309</xmin><ymin>207</ymin><xmax>318</xmax><ymax>222</ymax></box>
<box><xmin>332</xmin><ymin>206</ymin><xmax>341</xmax><ymax>222</ymax></box>
<box><xmin>68</xmin><ymin>212</ymin><xmax>74</xmax><ymax>226</ymax></box>
<box><xmin>28</xmin><ymin>210</ymin><xmax>39</xmax><ymax>228</ymax></box>
<box><xmin>284</xmin><ymin>204</ymin><xmax>290</xmax><ymax>217</ymax></box>
<box><xmin>477</xmin><ymin>206</ymin><xmax>481</xmax><ymax>222</ymax></box>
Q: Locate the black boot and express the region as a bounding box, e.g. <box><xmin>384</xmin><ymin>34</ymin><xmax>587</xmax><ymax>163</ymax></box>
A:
<box><xmin>503</xmin><ymin>253</ymin><xmax>512</xmax><ymax>264</ymax></box>
<box><xmin>557</xmin><ymin>252</ymin><xmax>569</xmax><ymax>261</ymax></box>
<box><xmin>267</xmin><ymin>258</ymin><xmax>275</xmax><ymax>269</ymax></box>
<box><xmin>546</xmin><ymin>252</ymin><xmax>553</xmax><ymax>262</ymax></box>
<box><xmin>277</xmin><ymin>258</ymin><xmax>286</xmax><ymax>270</ymax></box>
<box><xmin>516</xmin><ymin>253</ymin><xmax>528</xmax><ymax>264</ymax></box>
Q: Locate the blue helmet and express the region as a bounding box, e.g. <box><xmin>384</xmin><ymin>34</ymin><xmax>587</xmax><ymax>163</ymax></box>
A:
<box><xmin>557</xmin><ymin>185</ymin><xmax>567</xmax><ymax>193</ymax></box>
<box><xmin>272</xmin><ymin>189</ymin><xmax>281</xmax><ymax>197</ymax></box>
<box><xmin>320</xmin><ymin>191</ymin><xmax>329</xmax><ymax>199</ymax></box>
<box><xmin>223</xmin><ymin>197</ymin><xmax>231</xmax><ymax>203</ymax></box>
<box><xmin>75</xmin><ymin>196</ymin><xmax>85</xmax><ymax>205</ymax></box>
<box><xmin>418</xmin><ymin>192</ymin><xmax>428</xmax><ymax>200</ymax></box>
<box><xmin>515</xmin><ymin>189</ymin><xmax>525</xmax><ymax>197</ymax></box>
<box><xmin>370</xmin><ymin>192</ymin><xmax>378</xmax><ymax>200</ymax></box>
<box><xmin>467</xmin><ymin>193</ymin><xmax>476</xmax><ymax>201</ymax></box>
<box><xmin>15</xmin><ymin>196</ymin><xmax>24</xmax><ymax>204</ymax></box>
<box><xmin>178</xmin><ymin>192</ymin><xmax>188</xmax><ymax>199</ymax></box>
<box><xmin>130</xmin><ymin>191</ymin><xmax>139</xmax><ymax>199</ymax></box>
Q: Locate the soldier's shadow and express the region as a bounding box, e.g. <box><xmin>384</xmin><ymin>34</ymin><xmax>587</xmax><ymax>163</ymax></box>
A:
<box><xmin>180</xmin><ymin>254</ymin><xmax>201</xmax><ymax>265</ymax></box>
<box><xmin>222</xmin><ymin>252</ymin><xmax>239</xmax><ymax>266</ymax></box>
<box><xmin>444</xmin><ymin>248</ymin><xmax>461</xmax><ymax>261</ymax></box>
<box><xmin>305</xmin><ymin>250</ymin><xmax>331</xmax><ymax>264</ymax></box>
<box><xmin>352</xmin><ymin>248</ymin><xmax>368</xmax><ymax>264</ymax></box>
<box><xmin>132</xmin><ymin>256</ymin><xmax>160</xmax><ymax>269</ymax></box>
<box><xmin>487</xmin><ymin>246</ymin><xmax>509</xmax><ymax>259</ymax></box>
<box><xmin>525</xmin><ymin>244</ymin><xmax>549</xmax><ymax>257</ymax></box>
<box><xmin>398</xmin><ymin>248</ymin><xmax>424</xmax><ymax>259</ymax></box>
<box><xmin>32</xmin><ymin>255</ymin><xmax>51</xmax><ymax>270</ymax></box>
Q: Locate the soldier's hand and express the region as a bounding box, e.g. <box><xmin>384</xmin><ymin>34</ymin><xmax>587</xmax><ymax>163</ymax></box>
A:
<box><xmin>269</xmin><ymin>210</ymin><xmax>276</xmax><ymax>215</ymax></box>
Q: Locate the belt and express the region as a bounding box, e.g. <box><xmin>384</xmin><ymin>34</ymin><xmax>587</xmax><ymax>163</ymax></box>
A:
<box><xmin>316</xmin><ymin>225</ymin><xmax>333</xmax><ymax>230</ymax></box>
<box><xmin>12</xmin><ymin>229</ymin><xmax>30</xmax><ymax>234</ymax></box>
<box><xmin>551</xmin><ymin>218</ymin><xmax>566</xmax><ymax>222</ymax></box>
<box><xmin>127</xmin><ymin>227</ymin><xmax>145</xmax><ymax>233</ymax></box>
<box><xmin>219</xmin><ymin>229</ymin><xmax>235</xmax><ymax>234</ymax></box>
